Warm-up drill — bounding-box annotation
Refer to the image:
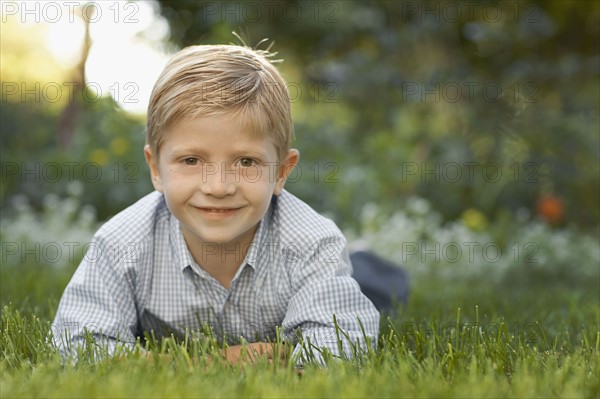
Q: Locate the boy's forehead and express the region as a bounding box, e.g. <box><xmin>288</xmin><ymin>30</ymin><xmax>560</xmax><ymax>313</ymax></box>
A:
<box><xmin>166</xmin><ymin>113</ymin><xmax>267</xmax><ymax>137</ymax></box>
<box><xmin>162</xmin><ymin>114</ymin><xmax>277</xmax><ymax>152</ymax></box>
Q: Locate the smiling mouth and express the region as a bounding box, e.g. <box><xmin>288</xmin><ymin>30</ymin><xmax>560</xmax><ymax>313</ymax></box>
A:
<box><xmin>194</xmin><ymin>206</ymin><xmax>243</xmax><ymax>219</ymax></box>
<box><xmin>198</xmin><ymin>207</ymin><xmax>241</xmax><ymax>212</ymax></box>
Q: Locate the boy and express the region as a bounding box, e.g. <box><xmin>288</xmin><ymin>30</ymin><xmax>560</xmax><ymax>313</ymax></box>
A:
<box><xmin>52</xmin><ymin>44</ymin><xmax>379</xmax><ymax>364</ymax></box>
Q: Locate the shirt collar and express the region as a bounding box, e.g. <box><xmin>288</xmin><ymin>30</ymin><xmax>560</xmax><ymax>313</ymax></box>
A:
<box><xmin>169</xmin><ymin>214</ymin><xmax>195</xmax><ymax>273</ymax></box>
<box><xmin>243</xmin><ymin>195</ymin><xmax>275</xmax><ymax>270</ymax></box>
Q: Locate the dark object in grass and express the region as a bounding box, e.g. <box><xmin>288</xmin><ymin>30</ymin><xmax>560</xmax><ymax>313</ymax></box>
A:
<box><xmin>350</xmin><ymin>250</ymin><xmax>409</xmax><ymax>312</ymax></box>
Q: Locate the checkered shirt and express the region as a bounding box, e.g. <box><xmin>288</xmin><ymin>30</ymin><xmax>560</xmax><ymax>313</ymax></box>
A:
<box><xmin>52</xmin><ymin>190</ymin><xmax>379</xmax><ymax>362</ymax></box>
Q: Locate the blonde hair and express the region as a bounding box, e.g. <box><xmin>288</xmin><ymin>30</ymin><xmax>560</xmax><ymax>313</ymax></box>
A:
<box><xmin>146</xmin><ymin>44</ymin><xmax>293</xmax><ymax>160</ymax></box>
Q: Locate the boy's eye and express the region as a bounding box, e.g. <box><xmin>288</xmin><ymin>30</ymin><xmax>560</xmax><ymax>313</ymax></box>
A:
<box><xmin>239</xmin><ymin>158</ymin><xmax>255</xmax><ymax>167</ymax></box>
<box><xmin>183</xmin><ymin>158</ymin><xmax>198</xmax><ymax>166</ymax></box>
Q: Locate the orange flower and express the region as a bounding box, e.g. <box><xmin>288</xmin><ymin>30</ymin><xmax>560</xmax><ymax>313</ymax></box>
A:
<box><xmin>536</xmin><ymin>195</ymin><xmax>564</xmax><ymax>224</ymax></box>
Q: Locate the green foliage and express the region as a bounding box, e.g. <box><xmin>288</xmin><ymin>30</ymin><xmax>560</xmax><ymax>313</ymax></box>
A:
<box><xmin>2</xmin><ymin>1</ymin><xmax>599</xmax><ymax>230</ymax></box>
<box><xmin>0</xmin><ymin>182</ymin><xmax>98</xmax><ymax>269</ymax></box>
<box><xmin>155</xmin><ymin>0</ymin><xmax>600</xmax><ymax>231</ymax></box>
<box><xmin>351</xmin><ymin>196</ymin><xmax>600</xmax><ymax>285</ymax></box>
<box><xmin>1</xmin><ymin>96</ymin><xmax>152</xmax><ymax>220</ymax></box>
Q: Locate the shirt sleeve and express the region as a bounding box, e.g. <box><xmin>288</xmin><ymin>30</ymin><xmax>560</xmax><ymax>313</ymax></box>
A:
<box><xmin>281</xmin><ymin>235</ymin><xmax>380</xmax><ymax>365</ymax></box>
<box><xmin>51</xmin><ymin>235</ymin><xmax>140</xmax><ymax>361</ymax></box>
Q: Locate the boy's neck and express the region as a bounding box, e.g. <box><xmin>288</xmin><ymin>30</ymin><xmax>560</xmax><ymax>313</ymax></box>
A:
<box><xmin>196</xmin><ymin>246</ymin><xmax>246</xmax><ymax>289</ymax></box>
<box><xmin>182</xmin><ymin>228</ymin><xmax>258</xmax><ymax>290</ymax></box>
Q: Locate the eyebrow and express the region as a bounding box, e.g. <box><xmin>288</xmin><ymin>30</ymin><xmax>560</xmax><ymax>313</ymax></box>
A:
<box><xmin>167</xmin><ymin>146</ymin><xmax>208</xmax><ymax>157</ymax></box>
<box><xmin>168</xmin><ymin>146</ymin><xmax>269</xmax><ymax>160</ymax></box>
<box><xmin>230</xmin><ymin>149</ymin><xmax>269</xmax><ymax>159</ymax></box>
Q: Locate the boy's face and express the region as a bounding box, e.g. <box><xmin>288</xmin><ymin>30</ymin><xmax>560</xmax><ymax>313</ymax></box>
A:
<box><xmin>144</xmin><ymin>115</ymin><xmax>299</xmax><ymax>251</ymax></box>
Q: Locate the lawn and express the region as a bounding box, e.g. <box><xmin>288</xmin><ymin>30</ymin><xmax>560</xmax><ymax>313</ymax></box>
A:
<box><xmin>1</xmin><ymin>260</ymin><xmax>598</xmax><ymax>398</ymax></box>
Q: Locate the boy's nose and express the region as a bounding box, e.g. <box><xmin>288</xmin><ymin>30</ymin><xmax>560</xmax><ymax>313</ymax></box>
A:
<box><xmin>200</xmin><ymin>162</ymin><xmax>236</xmax><ymax>197</ymax></box>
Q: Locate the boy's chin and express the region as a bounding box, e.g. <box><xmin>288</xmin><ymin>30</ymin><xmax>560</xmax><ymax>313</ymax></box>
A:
<box><xmin>185</xmin><ymin>228</ymin><xmax>255</xmax><ymax>247</ymax></box>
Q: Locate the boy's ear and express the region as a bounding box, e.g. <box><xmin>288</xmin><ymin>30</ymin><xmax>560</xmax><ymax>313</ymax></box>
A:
<box><xmin>274</xmin><ymin>149</ymin><xmax>300</xmax><ymax>195</ymax></box>
<box><xmin>144</xmin><ymin>145</ymin><xmax>163</xmax><ymax>192</ymax></box>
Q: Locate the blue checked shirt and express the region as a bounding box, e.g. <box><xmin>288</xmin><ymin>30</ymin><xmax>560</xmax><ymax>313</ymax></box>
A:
<box><xmin>52</xmin><ymin>190</ymin><xmax>379</xmax><ymax>361</ymax></box>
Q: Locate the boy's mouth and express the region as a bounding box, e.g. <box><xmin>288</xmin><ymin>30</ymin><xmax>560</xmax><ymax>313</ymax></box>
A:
<box><xmin>194</xmin><ymin>206</ymin><xmax>243</xmax><ymax>219</ymax></box>
<box><xmin>197</xmin><ymin>207</ymin><xmax>242</xmax><ymax>212</ymax></box>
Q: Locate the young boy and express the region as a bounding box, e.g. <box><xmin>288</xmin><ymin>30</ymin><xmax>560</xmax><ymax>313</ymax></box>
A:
<box><xmin>52</xmin><ymin>44</ymin><xmax>379</xmax><ymax>364</ymax></box>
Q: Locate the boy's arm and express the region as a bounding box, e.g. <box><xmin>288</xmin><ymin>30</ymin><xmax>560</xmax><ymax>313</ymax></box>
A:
<box><xmin>281</xmin><ymin>236</ymin><xmax>380</xmax><ymax>364</ymax></box>
<box><xmin>52</xmin><ymin>237</ymin><xmax>139</xmax><ymax>361</ymax></box>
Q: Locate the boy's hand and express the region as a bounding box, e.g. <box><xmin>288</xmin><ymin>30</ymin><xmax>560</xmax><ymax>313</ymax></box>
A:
<box><xmin>138</xmin><ymin>351</ymin><xmax>173</xmax><ymax>364</ymax></box>
<box><xmin>221</xmin><ymin>342</ymin><xmax>285</xmax><ymax>365</ymax></box>
<box><xmin>127</xmin><ymin>343</ymin><xmax>290</xmax><ymax>369</ymax></box>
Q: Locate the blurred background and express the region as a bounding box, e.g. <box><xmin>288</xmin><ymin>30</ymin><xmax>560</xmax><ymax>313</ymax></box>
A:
<box><xmin>1</xmin><ymin>1</ymin><xmax>599</xmax><ymax>288</ymax></box>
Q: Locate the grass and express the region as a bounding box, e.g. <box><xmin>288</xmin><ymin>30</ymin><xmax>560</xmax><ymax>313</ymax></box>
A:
<box><xmin>1</xmin><ymin>262</ymin><xmax>599</xmax><ymax>398</ymax></box>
